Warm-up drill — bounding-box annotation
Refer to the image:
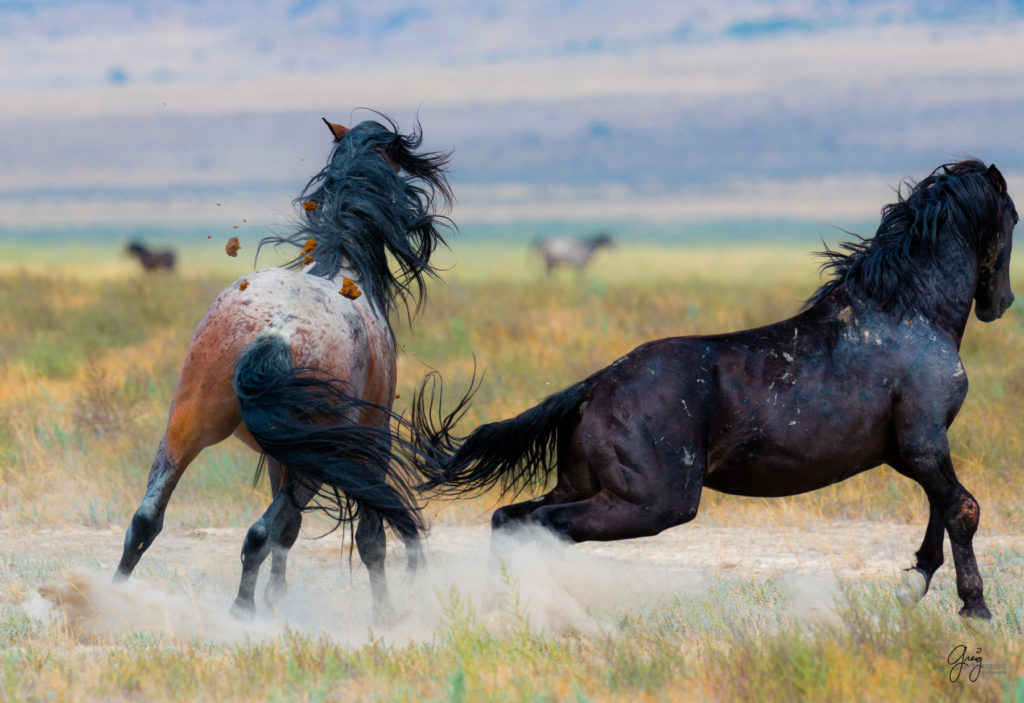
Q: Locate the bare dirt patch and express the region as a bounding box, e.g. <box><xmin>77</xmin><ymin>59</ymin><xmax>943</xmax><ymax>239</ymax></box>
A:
<box><xmin>9</xmin><ymin>519</ymin><xmax>1022</xmax><ymax>645</ymax></box>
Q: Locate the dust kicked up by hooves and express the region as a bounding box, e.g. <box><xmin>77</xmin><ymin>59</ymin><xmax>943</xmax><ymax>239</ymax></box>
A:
<box><xmin>25</xmin><ymin>524</ymin><xmax>842</xmax><ymax>646</ymax></box>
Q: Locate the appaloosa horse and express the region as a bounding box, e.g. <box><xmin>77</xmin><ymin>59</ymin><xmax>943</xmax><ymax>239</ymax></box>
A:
<box><xmin>534</xmin><ymin>233</ymin><xmax>614</xmax><ymax>274</ymax></box>
<box><xmin>415</xmin><ymin>160</ymin><xmax>1016</xmax><ymax>619</ymax></box>
<box><xmin>116</xmin><ymin>114</ymin><xmax>452</xmax><ymax>622</ymax></box>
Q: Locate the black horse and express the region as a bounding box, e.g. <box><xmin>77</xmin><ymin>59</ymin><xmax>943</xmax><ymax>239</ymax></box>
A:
<box><xmin>414</xmin><ymin>160</ymin><xmax>1016</xmax><ymax>619</ymax></box>
<box><xmin>126</xmin><ymin>241</ymin><xmax>176</xmax><ymax>272</ymax></box>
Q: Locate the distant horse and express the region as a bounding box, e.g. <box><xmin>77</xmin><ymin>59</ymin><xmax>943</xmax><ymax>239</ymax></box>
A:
<box><xmin>534</xmin><ymin>233</ymin><xmax>614</xmax><ymax>274</ymax></box>
<box><xmin>115</xmin><ymin>115</ymin><xmax>453</xmax><ymax>622</ymax></box>
<box><xmin>414</xmin><ymin>161</ymin><xmax>1016</xmax><ymax>619</ymax></box>
<box><xmin>126</xmin><ymin>241</ymin><xmax>176</xmax><ymax>272</ymax></box>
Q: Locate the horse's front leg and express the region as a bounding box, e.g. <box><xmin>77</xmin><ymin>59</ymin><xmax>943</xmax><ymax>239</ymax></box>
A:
<box><xmin>898</xmin><ymin>434</ymin><xmax>990</xmax><ymax>619</ymax></box>
<box><xmin>897</xmin><ymin>496</ymin><xmax>946</xmax><ymax>606</ymax></box>
<box><xmin>890</xmin><ymin>460</ymin><xmax>946</xmax><ymax>606</ymax></box>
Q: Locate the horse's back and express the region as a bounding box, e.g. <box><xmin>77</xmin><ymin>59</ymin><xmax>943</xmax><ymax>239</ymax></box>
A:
<box><xmin>166</xmin><ymin>268</ymin><xmax>396</xmax><ymax>459</ymax></box>
<box><xmin>537</xmin><ymin>237</ymin><xmax>589</xmax><ymax>268</ymax></box>
<box><xmin>579</xmin><ymin>305</ymin><xmax>954</xmax><ymax>498</ymax></box>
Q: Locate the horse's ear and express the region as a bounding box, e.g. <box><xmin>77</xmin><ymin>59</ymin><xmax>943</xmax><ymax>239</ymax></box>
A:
<box><xmin>986</xmin><ymin>164</ymin><xmax>1007</xmax><ymax>194</ymax></box>
<box><xmin>322</xmin><ymin>118</ymin><xmax>349</xmax><ymax>143</ymax></box>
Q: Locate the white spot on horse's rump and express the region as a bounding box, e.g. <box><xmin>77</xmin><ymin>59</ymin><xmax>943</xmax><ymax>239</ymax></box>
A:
<box><xmin>682</xmin><ymin>448</ymin><xmax>695</xmax><ymax>466</ymax></box>
<box><xmin>782</xmin><ymin>351</ymin><xmax>794</xmax><ymax>362</ymax></box>
<box><xmin>261</xmin><ymin>328</ymin><xmax>291</xmax><ymax>344</ymax></box>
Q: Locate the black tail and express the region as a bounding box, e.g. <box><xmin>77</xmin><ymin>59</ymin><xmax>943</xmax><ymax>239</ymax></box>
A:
<box><xmin>412</xmin><ymin>371</ymin><xmax>590</xmax><ymax>497</ymax></box>
<box><xmin>233</xmin><ymin>333</ymin><xmax>424</xmax><ymax>539</ymax></box>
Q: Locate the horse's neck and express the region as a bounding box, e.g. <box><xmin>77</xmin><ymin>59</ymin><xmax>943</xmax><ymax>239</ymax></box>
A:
<box><xmin>910</xmin><ymin>242</ymin><xmax>980</xmax><ymax>347</ymax></box>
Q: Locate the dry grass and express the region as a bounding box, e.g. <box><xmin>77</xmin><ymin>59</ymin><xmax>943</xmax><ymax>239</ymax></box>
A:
<box><xmin>2</xmin><ymin>238</ymin><xmax>1023</xmax><ymax>701</ymax></box>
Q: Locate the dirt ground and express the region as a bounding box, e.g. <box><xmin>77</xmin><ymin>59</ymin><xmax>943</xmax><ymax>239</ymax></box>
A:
<box><xmin>9</xmin><ymin>519</ymin><xmax>1023</xmax><ymax>644</ymax></box>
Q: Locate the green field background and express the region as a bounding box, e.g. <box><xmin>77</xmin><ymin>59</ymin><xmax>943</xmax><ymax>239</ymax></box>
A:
<box><xmin>1</xmin><ymin>232</ymin><xmax>1023</xmax><ymax>701</ymax></box>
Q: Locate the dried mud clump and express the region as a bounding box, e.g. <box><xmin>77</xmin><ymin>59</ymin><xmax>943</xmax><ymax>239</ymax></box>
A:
<box><xmin>301</xmin><ymin>238</ymin><xmax>318</xmax><ymax>254</ymax></box>
<box><xmin>225</xmin><ymin>236</ymin><xmax>242</xmax><ymax>257</ymax></box>
<box><xmin>239</xmin><ymin>280</ymin><xmax>249</xmax><ymax>291</ymax></box>
<box><xmin>303</xmin><ymin>200</ymin><xmax>319</xmax><ymax>212</ymax></box>
<box><xmin>340</xmin><ymin>278</ymin><xmax>362</xmax><ymax>299</ymax></box>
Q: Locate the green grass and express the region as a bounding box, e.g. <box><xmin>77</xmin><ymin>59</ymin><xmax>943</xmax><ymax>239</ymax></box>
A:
<box><xmin>2</xmin><ymin>568</ymin><xmax>1022</xmax><ymax>701</ymax></box>
<box><xmin>2</xmin><ymin>239</ymin><xmax>1024</xmax><ymax>700</ymax></box>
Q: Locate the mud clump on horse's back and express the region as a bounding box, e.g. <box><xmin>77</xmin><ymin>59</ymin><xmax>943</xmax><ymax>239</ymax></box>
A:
<box><xmin>225</xmin><ymin>236</ymin><xmax>242</xmax><ymax>257</ymax></box>
<box><xmin>340</xmin><ymin>278</ymin><xmax>362</xmax><ymax>299</ymax></box>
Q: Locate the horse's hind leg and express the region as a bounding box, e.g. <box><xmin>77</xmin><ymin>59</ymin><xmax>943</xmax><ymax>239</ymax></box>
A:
<box><xmin>538</xmin><ymin>411</ymin><xmax>706</xmax><ymax>541</ymax></box>
<box><xmin>116</xmin><ymin>355</ymin><xmax>240</xmax><ymax>581</ymax></box>
<box><xmin>532</xmin><ymin>486</ymin><xmax>702</xmax><ymax>542</ymax></box>
<box><xmin>263</xmin><ymin>458</ymin><xmax>304</xmax><ymax>607</ymax></box>
<box><xmin>355</xmin><ymin>508</ymin><xmax>399</xmax><ymax>625</ymax></box>
<box><xmin>115</xmin><ymin>436</ymin><xmax>183</xmax><ymax>578</ymax></box>
<box><xmin>232</xmin><ymin>481</ymin><xmax>313</xmax><ymax>619</ymax></box>
<box><xmin>491</xmin><ymin>418</ymin><xmax>598</xmax><ymax>534</ymax></box>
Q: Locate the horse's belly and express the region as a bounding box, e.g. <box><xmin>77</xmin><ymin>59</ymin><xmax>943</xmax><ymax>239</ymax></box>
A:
<box><xmin>704</xmin><ymin>411</ymin><xmax>894</xmax><ymax>497</ymax></box>
<box><xmin>703</xmin><ymin>456</ymin><xmax>880</xmax><ymax>497</ymax></box>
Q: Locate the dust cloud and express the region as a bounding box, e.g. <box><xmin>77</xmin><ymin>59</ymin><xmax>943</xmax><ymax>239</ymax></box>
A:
<box><xmin>26</xmin><ymin>524</ymin><xmax>699</xmax><ymax>646</ymax></box>
<box><xmin>24</xmin><ymin>522</ymin><xmax>866</xmax><ymax>647</ymax></box>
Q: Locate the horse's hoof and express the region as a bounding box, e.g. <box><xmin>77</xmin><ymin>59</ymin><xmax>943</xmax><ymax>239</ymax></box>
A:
<box><xmin>896</xmin><ymin>568</ymin><xmax>928</xmax><ymax>607</ymax></box>
<box><xmin>372</xmin><ymin>605</ymin><xmax>399</xmax><ymax>629</ymax></box>
<box><xmin>230</xmin><ymin>599</ymin><xmax>256</xmax><ymax>621</ymax></box>
<box><xmin>263</xmin><ymin>582</ymin><xmax>287</xmax><ymax>609</ymax></box>
<box><xmin>959</xmin><ymin>602</ymin><xmax>992</xmax><ymax>627</ymax></box>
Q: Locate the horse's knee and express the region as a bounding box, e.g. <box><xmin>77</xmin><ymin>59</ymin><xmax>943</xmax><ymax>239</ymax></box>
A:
<box><xmin>948</xmin><ymin>493</ymin><xmax>980</xmax><ymax>540</ymax></box>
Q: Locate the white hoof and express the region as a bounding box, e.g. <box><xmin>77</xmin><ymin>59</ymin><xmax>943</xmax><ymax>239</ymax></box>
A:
<box><xmin>897</xmin><ymin>568</ymin><xmax>928</xmax><ymax>607</ymax></box>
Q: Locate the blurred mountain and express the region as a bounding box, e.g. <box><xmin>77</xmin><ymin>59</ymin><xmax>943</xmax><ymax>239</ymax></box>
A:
<box><xmin>1</xmin><ymin>1</ymin><xmax>1023</xmax><ymax>237</ymax></box>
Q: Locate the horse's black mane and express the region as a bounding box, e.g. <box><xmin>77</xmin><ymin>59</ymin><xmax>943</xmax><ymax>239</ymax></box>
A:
<box><xmin>259</xmin><ymin>115</ymin><xmax>453</xmax><ymax>319</ymax></box>
<box><xmin>807</xmin><ymin>159</ymin><xmax>1005</xmax><ymax>312</ymax></box>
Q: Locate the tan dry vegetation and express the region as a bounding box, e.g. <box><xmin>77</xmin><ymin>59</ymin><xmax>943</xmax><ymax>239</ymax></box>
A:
<box><xmin>1</xmin><ymin>239</ymin><xmax>1023</xmax><ymax>701</ymax></box>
